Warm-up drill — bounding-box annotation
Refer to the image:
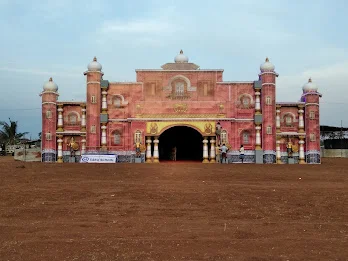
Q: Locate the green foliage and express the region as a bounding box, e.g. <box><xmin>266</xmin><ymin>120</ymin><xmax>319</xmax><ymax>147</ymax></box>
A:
<box><xmin>0</xmin><ymin>118</ymin><xmax>28</xmax><ymax>145</ymax></box>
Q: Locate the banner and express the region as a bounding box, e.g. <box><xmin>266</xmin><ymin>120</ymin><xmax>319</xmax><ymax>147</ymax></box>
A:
<box><xmin>80</xmin><ymin>154</ymin><xmax>117</xmax><ymax>163</ymax></box>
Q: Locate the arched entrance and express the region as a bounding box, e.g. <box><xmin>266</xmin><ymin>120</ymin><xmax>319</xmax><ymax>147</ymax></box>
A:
<box><xmin>159</xmin><ymin>126</ymin><xmax>202</xmax><ymax>161</ymax></box>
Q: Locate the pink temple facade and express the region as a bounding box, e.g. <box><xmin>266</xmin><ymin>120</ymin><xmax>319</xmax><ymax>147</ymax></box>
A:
<box><xmin>40</xmin><ymin>51</ymin><xmax>322</xmax><ymax>163</ymax></box>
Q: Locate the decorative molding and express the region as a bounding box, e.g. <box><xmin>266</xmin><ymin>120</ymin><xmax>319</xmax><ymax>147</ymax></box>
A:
<box><xmin>276</xmin><ymin>132</ymin><xmax>306</xmax><ymax>136</ymax></box>
<box><xmin>87</xmin><ymin>81</ymin><xmax>100</xmax><ymax>85</ymax></box>
<box><xmin>305</xmin><ymin>103</ymin><xmax>319</xmax><ymax>106</ymax></box>
<box><xmin>261</xmin><ymin>83</ymin><xmax>276</xmax><ymax>86</ymax></box>
<box><xmin>42</xmin><ymin>102</ymin><xmax>57</xmax><ymax>105</ymax></box>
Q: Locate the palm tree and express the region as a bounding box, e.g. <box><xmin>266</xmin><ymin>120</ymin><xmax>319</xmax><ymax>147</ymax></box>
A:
<box><xmin>0</xmin><ymin>118</ymin><xmax>28</xmax><ymax>145</ymax></box>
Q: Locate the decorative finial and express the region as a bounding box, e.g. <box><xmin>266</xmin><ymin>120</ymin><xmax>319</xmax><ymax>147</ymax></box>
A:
<box><xmin>49</xmin><ymin>77</ymin><xmax>52</xmax><ymax>81</ymax></box>
<box><xmin>93</xmin><ymin>56</ymin><xmax>97</xmax><ymax>61</ymax></box>
<box><xmin>180</xmin><ymin>50</ymin><xmax>183</xmax><ymax>54</ymax></box>
<box><xmin>308</xmin><ymin>77</ymin><xmax>312</xmax><ymax>83</ymax></box>
<box><xmin>265</xmin><ymin>57</ymin><xmax>269</xmax><ymax>62</ymax></box>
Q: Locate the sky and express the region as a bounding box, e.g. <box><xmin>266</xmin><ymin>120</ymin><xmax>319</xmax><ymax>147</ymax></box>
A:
<box><xmin>1</xmin><ymin>0</ymin><xmax>348</xmax><ymax>139</ymax></box>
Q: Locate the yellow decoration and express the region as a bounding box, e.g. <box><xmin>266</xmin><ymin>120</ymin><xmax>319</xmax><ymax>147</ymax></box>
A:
<box><xmin>173</xmin><ymin>103</ymin><xmax>188</xmax><ymax>113</ymax></box>
<box><xmin>137</xmin><ymin>114</ymin><xmax>225</xmax><ymax>119</ymax></box>
<box><xmin>146</xmin><ymin>121</ymin><xmax>216</xmax><ymax>136</ymax></box>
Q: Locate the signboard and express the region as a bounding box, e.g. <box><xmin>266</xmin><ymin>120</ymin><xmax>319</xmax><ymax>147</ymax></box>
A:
<box><xmin>80</xmin><ymin>154</ymin><xmax>117</xmax><ymax>163</ymax></box>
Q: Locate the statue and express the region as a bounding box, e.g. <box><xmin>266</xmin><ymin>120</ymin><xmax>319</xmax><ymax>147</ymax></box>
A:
<box><xmin>286</xmin><ymin>138</ymin><xmax>293</xmax><ymax>158</ymax></box>
<box><xmin>135</xmin><ymin>141</ymin><xmax>141</xmax><ymax>158</ymax></box>
<box><xmin>67</xmin><ymin>137</ymin><xmax>79</xmax><ymax>157</ymax></box>
<box><xmin>216</xmin><ymin>122</ymin><xmax>222</xmax><ymax>145</ymax></box>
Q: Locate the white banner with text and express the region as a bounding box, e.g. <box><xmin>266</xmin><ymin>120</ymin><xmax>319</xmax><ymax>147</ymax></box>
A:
<box><xmin>80</xmin><ymin>154</ymin><xmax>117</xmax><ymax>163</ymax></box>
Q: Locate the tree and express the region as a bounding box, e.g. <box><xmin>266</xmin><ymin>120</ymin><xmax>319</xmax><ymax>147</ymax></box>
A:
<box><xmin>0</xmin><ymin>118</ymin><xmax>28</xmax><ymax>145</ymax></box>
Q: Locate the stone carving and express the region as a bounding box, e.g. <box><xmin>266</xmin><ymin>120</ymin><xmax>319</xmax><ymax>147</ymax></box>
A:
<box><xmin>150</xmin><ymin>123</ymin><xmax>158</xmax><ymax>134</ymax></box>
<box><xmin>173</xmin><ymin>103</ymin><xmax>188</xmax><ymax>113</ymax></box>
<box><xmin>204</xmin><ymin>123</ymin><xmax>213</xmax><ymax>134</ymax></box>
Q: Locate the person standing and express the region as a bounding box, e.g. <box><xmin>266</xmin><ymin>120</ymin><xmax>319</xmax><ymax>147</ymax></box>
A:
<box><xmin>220</xmin><ymin>143</ymin><xmax>228</xmax><ymax>163</ymax></box>
<box><xmin>239</xmin><ymin>145</ymin><xmax>245</xmax><ymax>163</ymax></box>
<box><xmin>172</xmin><ymin>146</ymin><xmax>177</xmax><ymax>161</ymax></box>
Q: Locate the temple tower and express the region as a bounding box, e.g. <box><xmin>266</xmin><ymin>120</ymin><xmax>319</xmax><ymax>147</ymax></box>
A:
<box><xmin>259</xmin><ymin>58</ymin><xmax>278</xmax><ymax>163</ymax></box>
<box><xmin>84</xmin><ymin>57</ymin><xmax>103</xmax><ymax>152</ymax></box>
<box><xmin>40</xmin><ymin>77</ymin><xmax>59</xmax><ymax>162</ymax></box>
<box><xmin>301</xmin><ymin>78</ymin><xmax>322</xmax><ymax>163</ymax></box>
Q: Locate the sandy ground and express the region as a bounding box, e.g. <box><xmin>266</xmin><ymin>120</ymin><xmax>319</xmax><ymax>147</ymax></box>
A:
<box><xmin>0</xmin><ymin>157</ymin><xmax>347</xmax><ymax>261</ymax></box>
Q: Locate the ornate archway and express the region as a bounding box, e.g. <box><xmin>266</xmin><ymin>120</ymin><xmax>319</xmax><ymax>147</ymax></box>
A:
<box><xmin>159</xmin><ymin>126</ymin><xmax>202</xmax><ymax>161</ymax></box>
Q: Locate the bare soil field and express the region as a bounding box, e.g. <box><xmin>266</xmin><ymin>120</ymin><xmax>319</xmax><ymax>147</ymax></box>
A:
<box><xmin>0</xmin><ymin>158</ymin><xmax>347</xmax><ymax>261</ymax></box>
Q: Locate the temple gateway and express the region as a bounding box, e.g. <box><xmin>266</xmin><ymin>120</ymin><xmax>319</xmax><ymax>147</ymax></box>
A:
<box><xmin>40</xmin><ymin>50</ymin><xmax>321</xmax><ymax>164</ymax></box>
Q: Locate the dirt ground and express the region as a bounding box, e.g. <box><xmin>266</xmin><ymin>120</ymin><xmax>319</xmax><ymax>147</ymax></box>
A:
<box><xmin>0</xmin><ymin>157</ymin><xmax>347</xmax><ymax>261</ymax></box>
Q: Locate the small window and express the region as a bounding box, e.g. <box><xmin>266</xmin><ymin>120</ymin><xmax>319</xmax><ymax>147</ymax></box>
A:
<box><xmin>46</xmin><ymin>110</ymin><xmax>52</xmax><ymax>119</ymax></box>
<box><xmin>114</xmin><ymin>97</ymin><xmax>121</xmax><ymax>108</ymax></box>
<box><xmin>90</xmin><ymin>125</ymin><xmax>96</xmax><ymax>133</ymax></box>
<box><xmin>285</xmin><ymin>116</ymin><xmax>292</xmax><ymax>126</ymax></box>
<box><xmin>266</xmin><ymin>126</ymin><xmax>272</xmax><ymax>134</ymax></box>
<box><xmin>221</xmin><ymin>130</ymin><xmax>227</xmax><ymax>144</ymax></box>
<box><xmin>91</xmin><ymin>95</ymin><xmax>97</xmax><ymax>104</ymax></box>
<box><xmin>45</xmin><ymin>132</ymin><xmax>52</xmax><ymax>141</ymax></box>
<box><xmin>266</xmin><ymin>96</ymin><xmax>272</xmax><ymax>105</ymax></box>
<box><xmin>114</xmin><ymin>131</ymin><xmax>121</xmax><ymax>145</ymax></box>
<box><xmin>309</xmin><ymin>111</ymin><xmax>315</xmax><ymax>119</ymax></box>
<box><xmin>134</xmin><ymin>130</ymin><xmax>142</xmax><ymax>143</ymax></box>
<box><xmin>242</xmin><ymin>132</ymin><xmax>249</xmax><ymax>144</ymax></box>
<box><xmin>310</xmin><ymin>133</ymin><xmax>316</xmax><ymax>141</ymax></box>
<box><xmin>69</xmin><ymin>113</ymin><xmax>77</xmax><ymax>123</ymax></box>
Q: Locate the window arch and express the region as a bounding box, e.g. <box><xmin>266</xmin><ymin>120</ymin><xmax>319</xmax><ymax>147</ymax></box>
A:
<box><xmin>282</xmin><ymin>112</ymin><xmax>296</xmax><ymax>126</ymax></box>
<box><xmin>113</xmin><ymin>130</ymin><xmax>122</xmax><ymax>145</ymax></box>
<box><xmin>46</xmin><ymin>110</ymin><xmax>52</xmax><ymax>119</ymax></box>
<box><xmin>114</xmin><ymin>97</ymin><xmax>122</xmax><ymax>108</ymax></box>
<box><xmin>134</xmin><ymin>130</ymin><xmax>142</xmax><ymax>143</ymax></box>
<box><xmin>220</xmin><ymin>130</ymin><xmax>228</xmax><ymax>144</ymax></box>
<box><xmin>45</xmin><ymin>132</ymin><xmax>52</xmax><ymax>141</ymax></box>
<box><xmin>265</xmin><ymin>96</ymin><xmax>272</xmax><ymax>105</ymax></box>
<box><xmin>238</xmin><ymin>93</ymin><xmax>253</xmax><ymax>109</ymax></box>
<box><xmin>241</xmin><ymin>131</ymin><xmax>250</xmax><ymax>144</ymax></box>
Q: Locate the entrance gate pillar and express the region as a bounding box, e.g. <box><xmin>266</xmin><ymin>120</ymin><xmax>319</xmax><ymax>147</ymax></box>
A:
<box><xmin>153</xmin><ymin>136</ymin><xmax>159</xmax><ymax>163</ymax></box>
<box><xmin>146</xmin><ymin>137</ymin><xmax>152</xmax><ymax>163</ymax></box>
<box><xmin>210</xmin><ymin>137</ymin><xmax>216</xmax><ymax>163</ymax></box>
<box><xmin>202</xmin><ymin>137</ymin><xmax>209</xmax><ymax>163</ymax></box>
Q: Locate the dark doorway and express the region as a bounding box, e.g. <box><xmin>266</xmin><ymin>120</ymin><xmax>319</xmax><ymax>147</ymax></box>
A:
<box><xmin>159</xmin><ymin>126</ymin><xmax>202</xmax><ymax>161</ymax></box>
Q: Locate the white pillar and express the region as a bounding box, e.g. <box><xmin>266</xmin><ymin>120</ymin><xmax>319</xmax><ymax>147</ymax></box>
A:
<box><xmin>101</xmin><ymin>124</ymin><xmax>107</xmax><ymax>149</ymax></box>
<box><xmin>210</xmin><ymin>137</ymin><xmax>216</xmax><ymax>163</ymax></box>
<box><xmin>81</xmin><ymin>138</ymin><xmax>86</xmax><ymax>154</ymax></box>
<box><xmin>255</xmin><ymin>126</ymin><xmax>261</xmax><ymax>150</ymax></box>
<box><xmin>57</xmin><ymin>136</ymin><xmax>63</xmax><ymax>163</ymax></box>
<box><xmin>81</xmin><ymin>107</ymin><xmax>86</xmax><ymax>132</ymax></box>
<box><xmin>57</xmin><ymin>106</ymin><xmax>64</xmax><ymax>132</ymax></box>
<box><xmin>153</xmin><ymin>137</ymin><xmax>159</xmax><ymax>163</ymax></box>
<box><xmin>299</xmin><ymin>139</ymin><xmax>305</xmax><ymax>164</ymax></box>
<box><xmin>102</xmin><ymin>91</ymin><xmax>107</xmax><ymax>113</ymax></box>
<box><xmin>203</xmin><ymin>137</ymin><xmax>209</xmax><ymax>163</ymax></box>
<box><xmin>276</xmin><ymin>139</ymin><xmax>282</xmax><ymax>164</ymax></box>
<box><xmin>146</xmin><ymin>138</ymin><xmax>152</xmax><ymax>163</ymax></box>
<box><xmin>298</xmin><ymin>109</ymin><xmax>304</xmax><ymax>131</ymax></box>
<box><xmin>276</xmin><ymin>109</ymin><xmax>281</xmax><ymax>130</ymax></box>
<box><xmin>255</xmin><ymin>91</ymin><xmax>261</xmax><ymax>112</ymax></box>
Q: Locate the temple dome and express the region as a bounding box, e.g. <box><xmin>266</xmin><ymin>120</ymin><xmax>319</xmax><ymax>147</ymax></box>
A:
<box><xmin>174</xmin><ymin>50</ymin><xmax>189</xmax><ymax>63</ymax></box>
<box><xmin>302</xmin><ymin>78</ymin><xmax>318</xmax><ymax>92</ymax></box>
<box><xmin>87</xmin><ymin>56</ymin><xmax>102</xmax><ymax>71</ymax></box>
<box><xmin>260</xmin><ymin>57</ymin><xmax>275</xmax><ymax>72</ymax></box>
<box><xmin>43</xmin><ymin>77</ymin><xmax>58</xmax><ymax>92</ymax></box>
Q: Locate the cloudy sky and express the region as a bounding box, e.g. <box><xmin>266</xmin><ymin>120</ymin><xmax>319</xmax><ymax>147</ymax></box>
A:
<box><xmin>0</xmin><ymin>0</ymin><xmax>347</xmax><ymax>138</ymax></box>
